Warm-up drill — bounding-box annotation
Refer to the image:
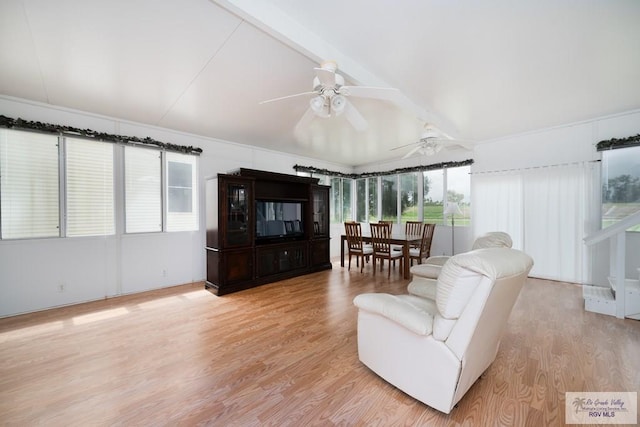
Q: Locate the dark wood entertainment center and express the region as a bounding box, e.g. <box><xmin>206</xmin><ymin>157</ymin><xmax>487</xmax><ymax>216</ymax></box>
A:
<box><xmin>205</xmin><ymin>168</ymin><xmax>331</xmax><ymax>295</ymax></box>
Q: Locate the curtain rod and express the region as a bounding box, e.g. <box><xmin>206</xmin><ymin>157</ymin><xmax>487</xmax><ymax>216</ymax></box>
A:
<box><xmin>294</xmin><ymin>159</ymin><xmax>474</xmax><ymax>179</ymax></box>
<box><xmin>0</xmin><ymin>115</ymin><xmax>202</xmax><ymax>155</ymax></box>
<box><xmin>471</xmin><ymin>159</ymin><xmax>600</xmax><ymax>176</ymax></box>
<box><xmin>596</xmin><ymin>134</ymin><xmax>640</xmax><ymax>151</ymax></box>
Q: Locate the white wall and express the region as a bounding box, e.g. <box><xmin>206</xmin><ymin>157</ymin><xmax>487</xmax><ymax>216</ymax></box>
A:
<box><xmin>0</xmin><ymin>96</ymin><xmax>347</xmax><ymax>317</ymax></box>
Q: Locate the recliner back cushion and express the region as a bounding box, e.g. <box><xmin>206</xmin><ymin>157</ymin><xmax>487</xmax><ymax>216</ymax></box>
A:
<box><xmin>436</xmin><ymin>261</ymin><xmax>484</xmax><ymax>319</ymax></box>
<box><xmin>471</xmin><ymin>231</ymin><xmax>512</xmax><ymax>250</ymax></box>
<box><xmin>435</xmin><ymin>247</ymin><xmax>532</xmax><ymax>319</ymax></box>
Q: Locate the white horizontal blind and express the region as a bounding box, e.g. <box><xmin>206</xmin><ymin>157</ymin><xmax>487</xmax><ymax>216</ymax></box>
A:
<box><xmin>125</xmin><ymin>146</ymin><xmax>161</xmax><ymax>233</ymax></box>
<box><xmin>66</xmin><ymin>137</ymin><xmax>115</xmax><ymax>236</ymax></box>
<box><xmin>166</xmin><ymin>152</ymin><xmax>197</xmax><ymax>232</ymax></box>
<box><xmin>0</xmin><ymin>129</ymin><xmax>60</xmax><ymax>239</ymax></box>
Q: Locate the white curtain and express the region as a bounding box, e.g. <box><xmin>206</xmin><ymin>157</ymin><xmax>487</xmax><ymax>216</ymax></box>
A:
<box><xmin>472</xmin><ymin>172</ymin><xmax>523</xmax><ymax>250</ymax></box>
<box><xmin>472</xmin><ymin>162</ymin><xmax>598</xmax><ymax>283</ymax></box>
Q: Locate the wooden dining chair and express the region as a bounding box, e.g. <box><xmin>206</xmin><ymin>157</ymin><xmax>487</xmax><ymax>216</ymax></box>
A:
<box><xmin>370</xmin><ymin>222</ymin><xmax>403</xmax><ymax>277</ymax></box>
<box><xmin>405</xmin><ymin>221</ymin><xmax>424</xmax><ymax>239</ymax></box>
<box><xmin>404</xmin><ymin>221</ymin><xmax>424</xmax><ymax>250</ymax></box>
<box><xmin>409</xmin><ymin>223</ymin><xmax>436</xmax><ymax>265</ymax></box>
<box><xmin>344</xmin><ymin>222</ymin><xmax>373</xmax><ymax>273</ymax></box>
<box><xmin>380</xmin><ymin>220</ymin><xmax>403</xmax><ymax>254</ymax></box>
<box><xmin>378</xmin><ymin>220</ymin><xmax>394</xmax><ymax>233</ymax></box>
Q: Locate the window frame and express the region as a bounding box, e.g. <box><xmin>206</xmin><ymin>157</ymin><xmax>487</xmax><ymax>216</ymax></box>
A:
<box><xmin>331</xmin><ymin>167</ymin><xmax>471</xmax><ymax>226</ymax></box>
<box><xmin>0</xmin><ymin>128</ymin><xmax>199</xmax><ymax>240</ymax></box>
<box><xmin>601</xmin><ymin>145</ymin><xmax>640</xmax><ymax>231</ymax></box>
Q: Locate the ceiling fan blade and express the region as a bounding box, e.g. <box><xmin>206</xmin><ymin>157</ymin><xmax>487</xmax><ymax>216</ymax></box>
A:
<box><xmin>402</xmin><ymin>145</ymin><xmax>423</xmax><ymax>159</ymax></box>
<box><xmin>259</xmin><ymin>91</ymin><xmax>317</xmax><ymax>105</ymax></box>
<box><xmin>391</xmin><ymin>140</ymin><xmax>421</xmax><ymax>151</ymax></box>
<box><xmin>314</xmin><ymin>67</ymin><xmax>336</xmax><ymax>88</ymax></box>
<box><xmin>344</xmin><ymin>101</ymin><xmax>368</xmax><ymax>132</ymax></box>
<box><xmin>340</xmin><ymin>86</ymin><xmax>401</xmax><ymax>100</ymax></box>
<box><xmin>451</xmin><ymin>140</ymin><xmax>474</xmax><ymax>150</ymax></box>
<box><xmin>436</xmin><ymin>139</ymin><xmax>474</xmax><ymax>151</ymax></box>
<box><xmin>293</xmin><ymin>107</ymin><xmax>317</xmax><ymax>138</ymax></box>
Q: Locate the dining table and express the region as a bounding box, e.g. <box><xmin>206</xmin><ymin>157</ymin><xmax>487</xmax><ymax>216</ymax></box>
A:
<box><xmin>340</xmin><ymin>229</ymin><xmax>423</xmax><ymax>279</ymax></box>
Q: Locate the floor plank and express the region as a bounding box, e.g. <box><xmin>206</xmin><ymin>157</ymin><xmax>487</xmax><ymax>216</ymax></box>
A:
<box><xmin>1</xmin><ymin>261</ymin><xmax>638</xmax><ymax>426</ymax></box>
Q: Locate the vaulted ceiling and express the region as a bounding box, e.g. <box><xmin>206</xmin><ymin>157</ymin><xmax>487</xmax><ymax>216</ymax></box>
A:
<box><xmin>1</xmin><ymin>0</ymin><xmax>639</xmax><ymax>166</ymax></box>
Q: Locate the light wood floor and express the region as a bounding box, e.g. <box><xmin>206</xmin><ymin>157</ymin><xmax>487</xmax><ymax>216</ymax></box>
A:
<box><xmin>1</xmin><ymin>261</ymin><xmax>639</xmax><ymax>426</ymax></box>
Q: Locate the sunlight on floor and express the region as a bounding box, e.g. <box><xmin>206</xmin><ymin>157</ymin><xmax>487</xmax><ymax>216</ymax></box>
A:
<box><xmin>0</xmin><ymin>320</ymin><xmax>64</xmax><ymax>343</ymax></box>
<box><xmin>137</xmin><ymin>296</ymin><xmax>182</xmax><ymax>310</ymax></box>
<box><xmin>72</xmin><ymin>307</ymin><xmax>129</xmax><ymax>325</ymax></box>
<box><xmin>0</xmin><ymin>287</ymin><xmax>212</xmax><ymax>342</ymax></box>
<box><xmin>181</xmin><ymin>290</ymin><xmax>211</xmax><ymax>300</ymax></box>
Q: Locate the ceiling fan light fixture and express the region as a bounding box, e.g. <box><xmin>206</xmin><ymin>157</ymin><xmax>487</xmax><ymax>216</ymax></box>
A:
<box><xmin>420</xmin><ymin>140</ymin><xmax>442</xmax><ymax>156</ymax></box>
<box><xmin>421</xmin><ymin>145</ymin><xmax>435</xmax><ymax>156</ymax></box>
<box><xmin>331</xmin><ymin>94</ymin><xmax>346</xmax><ymax>115</ymax></box>
<box><xmin>310</xmin><ymin>95</ymin><xmax>327</xmax><ymax>115</ymax></box>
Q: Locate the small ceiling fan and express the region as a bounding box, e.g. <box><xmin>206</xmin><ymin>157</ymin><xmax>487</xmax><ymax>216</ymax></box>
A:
<box><xmin>392</xmin><ymin>124</ymin><xmax>473</xmax><ymax>159</ymax></box>
<box><xmin>260</xmin><ymin>60</ymin><xmax>402</xmax><ymax>132</ymax></box>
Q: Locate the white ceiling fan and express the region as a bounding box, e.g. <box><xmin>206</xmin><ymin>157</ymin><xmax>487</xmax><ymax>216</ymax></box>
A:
<box><xmin>260</xmin><ymin>60</ymin><xmax>402</xmax><ymax>133</ymax></box>
<box><xmin>392</xmin><ymin>124</ymin><xmax>473</xmax><ymax>159</ymax></box>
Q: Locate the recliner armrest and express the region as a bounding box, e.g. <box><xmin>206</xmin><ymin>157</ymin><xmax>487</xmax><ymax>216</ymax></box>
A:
<box><xmin>407</xmin><ymin>278</ymin><xmax>437</xmax><ymax>300</ymax></box>
<box><xmin>424</xmin><ymin>256</ymin><xmax>449</xmax><ymax>266</ymax></box>
<box><xmin>353</xmin><ymin>293</ymin><xmax>435</xmax><ymax>336</ymax></box>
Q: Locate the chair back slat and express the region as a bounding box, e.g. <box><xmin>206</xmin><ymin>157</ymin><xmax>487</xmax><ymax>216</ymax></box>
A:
<box><xmin>345</xmin><ymin>222</ymin><xmax>364</xmax><ymax>251</ymax></box>
<box><xmin>378</xmin><ymin>220</ymin><xmax>394</xmax><ymax>234</ymax></box>
<box><xmin>405</xmin><ymin>221</ymin><xmax>424</xmax><ymax>237</ymax></box>
<box><xmin>370</xmin><ymin>222</ymin><xmax>392</xmax><ymax>254</ymax></box>
<box><xmin>421</xmin><ymin>223</ymin><xmax>436</xmax><ymax>258</ymax></box>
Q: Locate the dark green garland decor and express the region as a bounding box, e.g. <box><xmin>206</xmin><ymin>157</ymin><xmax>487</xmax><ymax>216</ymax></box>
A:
<box><xmin>294</xmin><ymin>159</ymin><xmax>473</xmax><ymax>179</ymax></box>
<box><xmin>596</xmin><ymin>134</ymin><xmax>640</xmax><ymax>151</ymax></box>
<box><xmin>0</xmin><ymin>115</ymin><xmax>202</xmax><ymax>155</ymax></box>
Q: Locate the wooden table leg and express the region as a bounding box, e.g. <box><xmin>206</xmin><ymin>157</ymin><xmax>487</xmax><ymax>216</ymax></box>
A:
<box><xmin>340</xmin><ymin>235</ymin><xmax>346</xmax><ymax>267</ymax></box>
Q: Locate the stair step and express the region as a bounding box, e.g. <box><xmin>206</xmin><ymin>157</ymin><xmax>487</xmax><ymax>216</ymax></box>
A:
<box><xmin>583</xmin><ymin>284</ymin><xmax>640</xmax><ymax>319</ymax></box>
<box><xmin>583</xmin><ymin>285</ymin><xmax>614</xmax><ymax>301</ymax></box>
<box><xmin>583</xmin><ymin>285</ymin><xmax>616</xmax><ymax>316</ymax></box>
<box><xmin>607</xmin><ymin>277</ymin><xmax>640</xmax><ymax>294</ymax></box>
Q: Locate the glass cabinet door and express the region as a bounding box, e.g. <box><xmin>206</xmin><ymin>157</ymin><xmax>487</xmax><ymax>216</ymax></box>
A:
<box><xmin>312</xmin><ymin>186</ymin><xmax>329</xmax><ymax>238</ymax></box>
<box><xmin>225</xmin><ymin>179</ymin><xmax>252</xmax><ymax>247</ymax></box>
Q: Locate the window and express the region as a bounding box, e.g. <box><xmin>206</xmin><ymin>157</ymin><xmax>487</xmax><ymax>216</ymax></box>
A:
<box><xmin>446</xmin><ymin>165</ymin><xmax>471</xmax><ymax>226</ymax></box>
<box><xmin>66</xmin><ymin>137</ymin><xmax>114</xmax><ymax>236</ymax></box>
<box><xmin>0</xmin><ymin>129</ymin><xmax>59</xmax><ymax>239</ymax></box>
<box><xmin>355</xmin><ymin>178</ymin><xmax>366</xmax><ymax>222</ymax></box>
<box><xmin>125</xmin><ymin>146</ymin><xmax>162</xmax><ymax>233</ymax></box>
<box><xmin>327</xmin><ymin>166</ymin><xmax>471</xmax><ymax>226</ymax></box>
<box><xmin>166</xmin><ymin>152</ymin><xmax>197</xmax><ymax>232</ymax></box>
<box><xmin>368</xmin><ymin>177</ymin><xmax>379</xmax><ymax>222</ymax></box>
<box><xmin>1</xmin><ymin>127</ymin><xmax>198</xmax><ymax>239</ymax></box>
<box><xmin>330</xmin><ymin>177</ymin><xmax>341</xmax><ymax>223</ymax></box>
<box><xmin>400</xmin><ymin>172</ymin><xmax>419</xmax><ymax>222</ymax></box>
<box><xmin>423</xmin><ymin>169</ymin><xmax>444</xmax><ymax>224</ymax></box>
<box><xmin>342</xmin><ymin>179</ymin><xmax>352</xmax><ymax>221</ymax></box>
<box><xmin>601</xmin><ymin>146</ymin><xmax>640</xmax><ymax>231</ymax></box>
<box><xmin>381</xmin><ymin>175</ymin><xmax>398</xmax><ymax>222</ymax></box>
<box><xmin>330</xmin><ymin>177</ymin><xmax>353</xmax><ymax>223</ymax></box>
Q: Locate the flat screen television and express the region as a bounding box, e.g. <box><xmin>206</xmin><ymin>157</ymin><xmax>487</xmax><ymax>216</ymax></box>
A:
<box><xmin>255</xmin><ymin>200</ymin><xmax>305</xmax><ymax>242</ymax></box>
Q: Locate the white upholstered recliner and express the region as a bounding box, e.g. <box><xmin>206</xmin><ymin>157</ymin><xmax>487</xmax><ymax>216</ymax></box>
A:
<box><xmin>353</xmin><ymin>247</ymin><xmax>533</xmax><ymax>413</ymax></box>
<box><xmin>407</xmin><ymin>231</ymin><xmax>514</xmax><ymax>301</ymax></box>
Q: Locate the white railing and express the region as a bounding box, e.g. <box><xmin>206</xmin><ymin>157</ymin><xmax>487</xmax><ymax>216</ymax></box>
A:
<box><xmin>584</xmin><ymin>211</ymin><xmax>640</xmax><ymax>318</ymax></box>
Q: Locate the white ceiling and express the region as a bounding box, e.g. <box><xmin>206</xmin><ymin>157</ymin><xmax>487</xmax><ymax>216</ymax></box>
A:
<box><xmin>1</xmin><ymin>0</ymin><xmax>639</xmax><ymax>166</ymax></box>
